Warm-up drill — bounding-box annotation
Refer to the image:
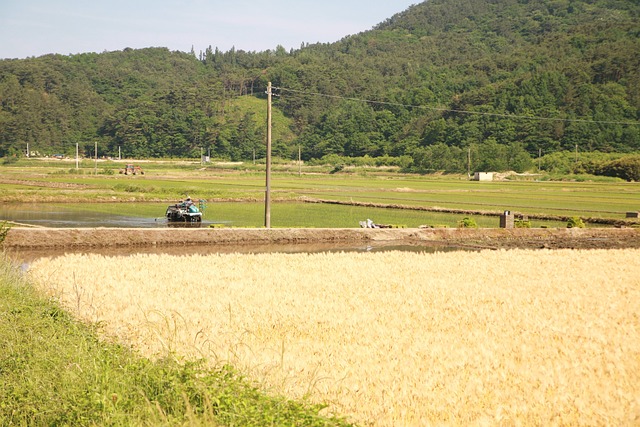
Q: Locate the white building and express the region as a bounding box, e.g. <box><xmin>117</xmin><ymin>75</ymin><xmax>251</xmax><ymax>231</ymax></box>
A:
<box><xmin>473</xmin><ymin>172</ymin><xmax>494</xmax><ymax>181</ymax></box>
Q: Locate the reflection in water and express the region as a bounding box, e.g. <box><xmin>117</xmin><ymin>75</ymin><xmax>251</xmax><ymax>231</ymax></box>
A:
<box><xmin>0</xmin><ymin>204</ymin><xmax>208</xmax><ymax>228</ymax></box>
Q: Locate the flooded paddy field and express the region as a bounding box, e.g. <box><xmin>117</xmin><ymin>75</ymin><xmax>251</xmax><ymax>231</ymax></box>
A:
<box><xmin>0</xmin><ymin>201</ymin><xmax>569</xmax><ymax>229</ymax></box>
<box><xmin>3</xmin><ymin>202</ymin><xmax>637</xmax><ymax>266</ymax></box>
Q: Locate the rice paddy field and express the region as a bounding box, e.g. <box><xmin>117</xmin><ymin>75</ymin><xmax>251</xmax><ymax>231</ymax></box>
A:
<box><xmin>0</xmin><ymin>201</ymin><xmax>568</xmax><ymax>229</ymax></box>
<box><xmin>1</xmin><ymin>159</ymin><xmax>639</xmax><ymax>226</ymax></box>
<box><xmin>28</xmin><ymin>249</ymin><xmax>640</xmax><ymax>426</ymax></box>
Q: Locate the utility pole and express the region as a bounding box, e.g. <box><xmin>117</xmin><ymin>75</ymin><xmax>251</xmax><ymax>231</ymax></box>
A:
<box><xmin>265</xmin><ymin>82</ymin><xmax>273</xmax><ymax>228</ymax></box>
<box><xmin>298</xmin><ymin>145</ymin><xmax>302</xmax><ymax>177</ymax></box>
<box><xmin>94</xmin><ymin>141</ymin><xmax>98</xmax><ymax>175</ymax></box>
<box><xmin>467</xmin><ymin>147</ymin><xmax>471</xmax><ymax>179</ymax></box>
<box><xmin>75</xmin><ymin>143</ymin><xmax>79</xmax><ymax>170</ymax></box>
<box><xmin>538</xmin><ymin>148</ymin><xmax>542</xmax><ymax>172</ymax></box>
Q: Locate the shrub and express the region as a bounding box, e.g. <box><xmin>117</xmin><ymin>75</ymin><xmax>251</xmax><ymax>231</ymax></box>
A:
<box><xmin>457</xmin><ymin>217</ymin><xmax>478</xmax><ymax>228</ymax></box>
<box><xmin>2</xmin><ymin>155</ymin><xmax>19</xmax><ymax>165</ymax></box>
<box><xmin>515</xmin><ymin>219</ymin><xmax>532</xmax><ymax>228</ymax></box>
<box><xmin>597</xmin><ymin>157</ymin><xmax>640</xmax><ymax>182</ymax></box>
<box><xmin>567</xmin><ymin>217</ymin><xmax>585</xmax><ymax>228</ymax></box>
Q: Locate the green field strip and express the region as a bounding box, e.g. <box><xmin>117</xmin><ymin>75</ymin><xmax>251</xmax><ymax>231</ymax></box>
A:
<box><xmin>299</xmin><ymin>192</ymin><xmax>634</xmax><ymax>218</ymax></box>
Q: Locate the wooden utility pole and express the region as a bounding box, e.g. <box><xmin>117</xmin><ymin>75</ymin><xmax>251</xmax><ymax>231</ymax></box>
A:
<box><xmin>298</xmin><ymin>145</ymin><xmax>302</xmax><ymax>177</ymax></box>
<box><xmin>76</xmin><ymin>143</ymin><xmax>79</xmax><ymax>170</ymax></box>
<box><xmin>467</xmin><ymin>147</ymin><xmax>471</xmax><ymax>179</ymax></box>
<box><xmin>538</xmin><ymin>148</ymin><xmax>542</xmax><ymax>172</ymax></box>
<box><xmin>94</xmin><ymin>141</ymin><xmax>98</xmax><ymax>175</ymax></box>
<box><xmin>265</xmin><ymin>82</ymin><xmax>272</xmax><ymax>228</ymax></box>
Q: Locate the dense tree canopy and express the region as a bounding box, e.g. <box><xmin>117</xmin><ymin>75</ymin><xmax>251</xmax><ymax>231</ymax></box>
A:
<box><xmin>1</xmin><ymin>0</ymin><xmax>638</xmax><ymax>174</ymax></box>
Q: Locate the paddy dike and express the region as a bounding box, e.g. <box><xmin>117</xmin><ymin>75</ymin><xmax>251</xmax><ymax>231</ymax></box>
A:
<box><xmin>4</xmin><ymin>227</ymin><xmax>640</xmax><ymax>251</ymax></box>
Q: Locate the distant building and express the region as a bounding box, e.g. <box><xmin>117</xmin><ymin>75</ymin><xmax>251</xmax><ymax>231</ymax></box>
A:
<box><xmin>473</xmin><ymin>172</ymin><xmax>494</xmax><ymax>181</ymax></box>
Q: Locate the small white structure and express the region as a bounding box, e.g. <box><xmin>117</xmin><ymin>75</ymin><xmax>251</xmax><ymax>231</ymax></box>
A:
<box><xmin>473</xmin><ymin>172</ymin><xmax>494</xmax><ymax>181</ymax></box>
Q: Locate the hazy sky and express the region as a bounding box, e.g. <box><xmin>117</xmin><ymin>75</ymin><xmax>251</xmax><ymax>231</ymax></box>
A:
<box><xmin>0</xmin><ymin>0</ymin><xmax>419</xmax><ymax>59</ymax></box>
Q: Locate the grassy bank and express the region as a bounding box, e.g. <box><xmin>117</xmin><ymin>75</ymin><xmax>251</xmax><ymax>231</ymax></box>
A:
<box><xmin>0</xmin><ymin>255</ymin><xmax>354</xmax><ymax>427</ymax></box>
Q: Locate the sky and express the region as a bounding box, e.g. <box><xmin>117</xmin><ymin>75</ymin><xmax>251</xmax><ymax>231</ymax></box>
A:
<box><xmin>0</xmin><ymin>0</ymin><xmax>419</xmax><ymax>60</ymax></box>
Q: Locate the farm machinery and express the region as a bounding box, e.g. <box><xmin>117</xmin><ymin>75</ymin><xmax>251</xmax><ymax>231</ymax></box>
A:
<box><xmin>120</xmin><ymin>164</ymin><xmax>144</xmax><ymax>175</ymax></box>
<box><xmin>165</xmin><ymin>198</ymin><xmax>205</xmax><ymax>223</ymax></box>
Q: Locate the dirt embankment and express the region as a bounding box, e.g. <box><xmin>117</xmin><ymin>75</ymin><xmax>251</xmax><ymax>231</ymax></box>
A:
<box><xmin>3</xmin><ymin>227</ymin><xmax>639</xmax><ymax>251</ymax></box>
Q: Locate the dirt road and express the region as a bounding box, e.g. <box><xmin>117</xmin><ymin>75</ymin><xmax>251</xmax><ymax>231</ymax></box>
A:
<box><xmin>4</xmin><ymin>227</ymin><xmax>639</xmax><ymax>251</ymax></box>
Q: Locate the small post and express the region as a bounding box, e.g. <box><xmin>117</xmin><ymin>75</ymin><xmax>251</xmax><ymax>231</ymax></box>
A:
<box><xmin>538</xmin><ymin>148</ymin><xmax>542</xmax><ymax>172</ymax></box>
<box><xmin>118</xmin><ymin>146</ymin><xmax>121</xmax><ymax>160</ymax></box>
<box><xmin>265</xmin><ymin>81</ymin><xmax>272</xmax><ymax>228</ymax></box>
<box><xmin>26</xmin><ymin>142</ymin><xmax>29</xmax><ymax>158</ymax></box>
<box><xmin>500</xmin><ymin>210</ymin><xmax>515</xmax><ymax>229</ymax></box>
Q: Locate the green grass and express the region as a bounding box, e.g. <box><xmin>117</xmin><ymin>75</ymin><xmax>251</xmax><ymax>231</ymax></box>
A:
<box><xmin>0</xmin><ymin>255</ymin><xmax>355</xmax><ymax>426</ymax></box>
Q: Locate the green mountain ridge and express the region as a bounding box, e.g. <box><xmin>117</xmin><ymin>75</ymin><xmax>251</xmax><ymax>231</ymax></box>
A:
<box><xmin>1</xmin><ymin>0</ymin><xmax>638</xmax><ymax>173</ymax></box>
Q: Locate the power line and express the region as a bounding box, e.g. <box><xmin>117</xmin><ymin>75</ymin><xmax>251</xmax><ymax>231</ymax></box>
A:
<box><xmin>275</xmin><ymin>86</ymin><xmax>640</xmax><ymax>127</ymax></box>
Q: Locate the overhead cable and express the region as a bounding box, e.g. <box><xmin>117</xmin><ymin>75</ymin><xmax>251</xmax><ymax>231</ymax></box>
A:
<box><xmin>274</xmin><ymin>86</ymin><xmax>640</xmax><ymax>127</ymax></box>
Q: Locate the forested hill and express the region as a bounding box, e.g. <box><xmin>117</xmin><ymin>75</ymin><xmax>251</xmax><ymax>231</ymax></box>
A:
<box><xmin>1</xmin><ymin>0</ymin><xmax>639</xmax><ymax>173</ymax></box>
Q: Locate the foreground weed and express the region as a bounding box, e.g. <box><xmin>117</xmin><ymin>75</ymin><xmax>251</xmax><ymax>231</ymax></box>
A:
<box><xmin>0</xmin><ymin>221</ymin><xmax>10</xmax><ymax>244</ymax></box>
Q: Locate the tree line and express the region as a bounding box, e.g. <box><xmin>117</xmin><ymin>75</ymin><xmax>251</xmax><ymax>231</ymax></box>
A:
<box><xmin>0</xmin><ymin>0</ymin><xmax>638</xmax><ymax>176</ymax></box>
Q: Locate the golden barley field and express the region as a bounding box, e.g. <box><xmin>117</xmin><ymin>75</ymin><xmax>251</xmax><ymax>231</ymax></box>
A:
<box><xmin>29</xmin><ymin>249</ymin><xmax>640</xmax><ymax>426</ymax></box>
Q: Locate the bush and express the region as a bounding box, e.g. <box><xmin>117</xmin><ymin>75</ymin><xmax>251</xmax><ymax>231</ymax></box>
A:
<box><xmin>515</xmin><ymin>219</ymin><xmax>532</xmax><ymax>228</ymax></box>
<box><xmin>2</xmin><ymin>155</ymin><xmax>19</xmax><ymax>165</ymax></box>
<box><xmin>457</xmin><ymin>217</ymin><xmax>478</xmax><ymax>228</ymax></box>
<box><xmin>567</xmin><ymin>217</ymin><xmax>585</xmax><ymax>228</ymax></box>
<box><xmin>540</xmin><ymin>151</ymin><xmax>640</xmax><ymax>180</ymax></box>
<box><xmin>596</xmin><ymin>156</ymin><xmax>640</xmax><ymax>182</ymax></box>
<box><xmin>308</xmin><ymin>154</ymin><xmax>413</xmax><ymax>170</ymax></box>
